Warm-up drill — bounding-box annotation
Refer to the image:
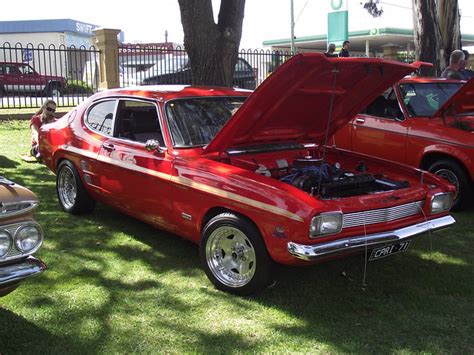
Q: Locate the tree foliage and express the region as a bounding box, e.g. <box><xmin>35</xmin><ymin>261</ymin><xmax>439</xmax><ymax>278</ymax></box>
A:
<box><xmin>178</xmin><ymin>0</ymin><xmax>246</xmax><ymax>87</ymax></box>
<box><xmin>361</xmin><ymin>0</ymin><xmax>384</xmax><ymax>17</ymax></box>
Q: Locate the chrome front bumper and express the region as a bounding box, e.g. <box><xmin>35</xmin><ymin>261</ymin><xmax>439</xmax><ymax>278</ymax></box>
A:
<box><xmin>288</xmin><ymin>215</ymin><xmax>455</xmax><ymax>261</ymax></box>
<box><xmin>0</xmin><ymin>256</ymin><xmax>47</xmax><ymax>287</ymax></box>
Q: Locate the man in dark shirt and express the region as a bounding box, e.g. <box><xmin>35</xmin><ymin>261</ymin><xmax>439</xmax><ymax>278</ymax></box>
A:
<box><xmin>339</xmin><ymin>40</ymin><xmax>350</xmax><ymax>57</ymax></box>
<box><xmin>460</xmin><ymin>50</ymin><xmax>474</xmax><ymax>80</ymax></box>
<box><xmin>441</xmin><ymin>50</ymin><xmax>465</xmax><ymax>80</ymax></box>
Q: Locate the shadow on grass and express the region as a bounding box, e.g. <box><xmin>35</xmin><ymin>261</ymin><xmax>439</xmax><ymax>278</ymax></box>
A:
<box><xmin>0</xmin><ymin>307</ymin><xmax>88</xmax><ymax>353</ymax></box>
<box><xmin>1</xmin><ymin>145</ymin><xmax>473</xmax><ymax>353</ymax></box>
<box><xmin>0</xmin><ymin>154</ymin><xmax>19</xmax><ymax>169</ymax></box>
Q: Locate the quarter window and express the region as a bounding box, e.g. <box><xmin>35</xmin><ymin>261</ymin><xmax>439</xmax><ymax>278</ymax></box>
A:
<box><xmin>86</xmin><ymin>100</ymin><xmax>116</xmax><ymax>135</ymax></box>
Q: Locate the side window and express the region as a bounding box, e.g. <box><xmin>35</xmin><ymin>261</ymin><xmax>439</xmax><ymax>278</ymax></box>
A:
<box><xmin>364</xmin><ymin>92</ymin><xmax>403</xmax><ymax>120</ymax></box>
<box><xmin>86</xmin><ymin>100</ymin><xmax>116</xmax><ymax>136</ymax></box>
<box><xmin>7</xmin><ymin>65</ymin><xmax>20</xmax><ymax>74</ymax></box>
<box><xmin>114</xmin><ymin>100</ymin><xmax>165</xmax><ymax>146</ymax></box>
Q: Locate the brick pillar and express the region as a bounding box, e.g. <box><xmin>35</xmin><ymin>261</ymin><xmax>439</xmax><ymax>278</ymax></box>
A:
<box><xmin>93</xmin><ymin>28</ymin><xmax>121</xmax><ymax>89</ymax></box>
<box><xmin>381</xmin><ymin>43</ymin><xmax>400</xmax><ymax>61</ymax></box>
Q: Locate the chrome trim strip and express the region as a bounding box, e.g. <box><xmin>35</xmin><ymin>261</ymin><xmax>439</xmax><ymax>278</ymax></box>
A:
<box><xmin>0</xmin><ymin>201</ymin><xmax>38</xmax><ymax>219</ymax></box>
<box><xmin>343</xmin><ymin>201</ymin><xmax>423</xmax><ymax>229</ymax></box>
<box><xmin>288</xmin><ymin>215</ymin><xmax>455</xmax><ymax>261</ymax></box>
<box><xmin>0</xmin><ymin>256</ymin><xmax>47</xmax><ymax>286</ymax></box>
<box><xmin>181</xmin><ymin>213</ymin><xmax>192</xmax><ymax>221</ymax></box>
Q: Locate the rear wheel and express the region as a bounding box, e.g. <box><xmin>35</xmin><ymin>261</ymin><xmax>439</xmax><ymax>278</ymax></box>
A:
<box><xmin>56</xmin><ymin>160</ymin><xmax>95</xmax><ymax>214</ymax></box>
<box><xmin>200</xmin><ymin>213</ymin><xmax>273</xmax><ymax>296</ymax></box>
<box><xmin>428</xmin><ymin>159</ymin><xmax>472</xmax><ymax>211</ymax></box>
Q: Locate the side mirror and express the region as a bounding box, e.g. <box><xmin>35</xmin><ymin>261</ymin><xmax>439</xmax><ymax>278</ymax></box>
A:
<box><xmin>145</xmin><ymin>139</ymin><xmax>165</xmax><ymax>154</ymax></box>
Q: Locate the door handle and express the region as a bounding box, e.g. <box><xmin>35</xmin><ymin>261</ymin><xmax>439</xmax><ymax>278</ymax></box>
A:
<box><xmin>355</xmin><ymin>117</ymin><xmax>365</xmax><ymax>124</ymax></box>
<box><xmin>102</xmin><ymin>142</ymin><xmax>115</xmax><ymax>151</ymax></box>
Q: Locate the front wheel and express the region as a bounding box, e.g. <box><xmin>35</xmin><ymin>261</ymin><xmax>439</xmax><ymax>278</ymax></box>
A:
<box><xmin>200</xmin><ymin>213</ymin><xmax>273</xmax><ymax>296</ymax></box>
<box><xmin>428</xmin><ymin>159</ymin><xmax>472</xmax><ymax>211</ymax></box>
<box><xmin>56</xmin><ymin>160</ymin><xmax>95</xmax><ymax>214</ymax></box>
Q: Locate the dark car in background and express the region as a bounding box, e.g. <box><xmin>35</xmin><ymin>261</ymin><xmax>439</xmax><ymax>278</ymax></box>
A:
<box><xmin>0</xmin><ymin>62</ymin><xmax>66</xmax><ymax>97</ymax></box>
<box><xmin>0</xmin><ymin>176</ymin><xmax>46</xmax><ymax>297</ymax></box>
<box><xmin>141</xmin><ymin>56</ymin><xmax>257</xmax><ymax>89</ymax></box>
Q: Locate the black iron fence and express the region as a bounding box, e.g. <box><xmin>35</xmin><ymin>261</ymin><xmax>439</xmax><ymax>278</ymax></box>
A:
<box><xmin>118</xmin><ymin>44</ymin><xmax>294</xmax><ymax>89</ymax></box>
<box><xmin>3</xmin><ymin>41</ymin><xmax>407</xmax><ymax>110</ymax></box>
<box><xmin>0</xmin><ymin>42</ymin><xmax>100</xmax><ymax>109</ymax></box>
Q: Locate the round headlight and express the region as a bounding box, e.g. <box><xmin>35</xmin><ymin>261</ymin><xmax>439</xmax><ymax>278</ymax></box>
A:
<box><xmin>0</xmin><ymin>231</ymin><xmax>12</xmax><ymax>257</ymax></box>
<box><xmin>15</xmin><ymin>225</ymin><xmax>42</xmax><ymax>252</ymax></box>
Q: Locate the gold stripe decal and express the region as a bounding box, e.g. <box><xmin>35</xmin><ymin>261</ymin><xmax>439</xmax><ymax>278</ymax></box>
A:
<box><xmin>171</xmin><ymin>176</ymin><xmax>304</xmax><ymax>222</ymax></box>
<box><xmin>60</xmin><ymin>145</ymin><xmax>304</xmax><ymax>223</ymax></box>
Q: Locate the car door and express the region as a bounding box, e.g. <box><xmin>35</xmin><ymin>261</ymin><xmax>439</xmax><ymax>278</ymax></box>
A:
<box><xmin>97</xmin><ymin>99</ymin><xmax>176</xmax><ymax>231</ymax></box>
<box><xmin>19</xmin><ymin>64</ymin><xmax>42</xmax><ymax>93</ymax></box>
<box><xmin>349</xmin><ymin>89</ymin><xmax>409</xmax><ymax>164</ymax></box>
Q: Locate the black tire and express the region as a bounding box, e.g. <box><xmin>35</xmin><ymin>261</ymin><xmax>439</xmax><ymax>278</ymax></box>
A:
<box><xmin>56</xmin><ymin>160</ymin><xmax>95</xmax><ymax>214</ymax></box>
<box><xmin>428</xmin><ymin>159</ymin><xmax>473</xmax><ymax>211</ymax></box>
<box><xmin>200</xmin><ymin>212</ymin><xmax>273</xmax><ymax>296</ymax></box>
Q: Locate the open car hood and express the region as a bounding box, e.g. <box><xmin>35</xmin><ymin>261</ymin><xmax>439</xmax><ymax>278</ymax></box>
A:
<box><xmin>204</xmin><ymin>53</ymin><xmax>420</xmax><ymax>154</ymax></box>
<box><xmin>433</xmin><ymin>77</ymin><xmax>474</xmax><ymax>117</ymax></box>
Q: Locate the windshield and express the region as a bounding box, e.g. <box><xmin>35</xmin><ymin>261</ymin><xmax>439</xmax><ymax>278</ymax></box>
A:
<box><xmin>165</xmin><ymin>97</ymin><xmax>246</xmax><ymax>148</ymax></box>
<box><xmin>399</xmin><ymin>82</ymin><xmax>463</xmax><ymax>117</ymax></box>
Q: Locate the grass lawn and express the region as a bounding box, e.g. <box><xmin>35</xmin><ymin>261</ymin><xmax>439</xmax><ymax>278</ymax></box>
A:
<box><xmin>0</xmin><ymin>120</ymin><xmax>473</xmax><ymax>353</ymax></box>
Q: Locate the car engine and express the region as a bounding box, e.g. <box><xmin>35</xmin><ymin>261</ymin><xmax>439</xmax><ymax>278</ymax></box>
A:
<box><xmin>261</xmin><ymin>158</ymin><xmax>409</xmax><ymax>198</ymax></box>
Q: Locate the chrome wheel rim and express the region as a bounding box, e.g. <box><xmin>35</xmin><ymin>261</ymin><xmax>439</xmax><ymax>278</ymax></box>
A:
<box><xmin>58</xmin><ymin>166</ymin><xmax>77</xmax><ymax>209</ymax></box>
<box><xmin>206</xmin><ymin>226</ymin><xmax>256</xmax><ymax>288</ymax></box>
<box><xmin>434</xmin><ymin>168</ymin><xmax>460</xmax><ymax>201</ymax></box>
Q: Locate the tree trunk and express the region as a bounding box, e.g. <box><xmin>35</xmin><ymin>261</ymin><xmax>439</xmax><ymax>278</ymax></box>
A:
<box><xmin>437</xmin><ymin>0</ymin><xmax>461</xmax><ymax>69</ymax></box>
<box><xmin>178</xmin><ymin>0</ymin><xmax>245</xmax><ymax>87</ymax></box>
<box><xmin>412</xmin><ymin>0</ymin><xmax>443</xmax><ymax>76</ymax></box>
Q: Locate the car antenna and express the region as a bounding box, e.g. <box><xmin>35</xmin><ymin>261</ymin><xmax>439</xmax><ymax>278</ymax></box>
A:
<box><xmin>316</xmin><ymin>65</ymin><xmax>339</xmax><ymax>197</ymax></box>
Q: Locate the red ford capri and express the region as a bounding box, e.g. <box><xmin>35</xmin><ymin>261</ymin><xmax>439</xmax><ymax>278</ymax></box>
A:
<box><xmin>39</xmin><ymin>54</ymin><xmax>455</xmax><ymax>295</ymax></box>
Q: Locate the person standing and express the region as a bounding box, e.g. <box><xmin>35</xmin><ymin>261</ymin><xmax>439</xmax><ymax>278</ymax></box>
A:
<box><xmin>339</xmin><ymin>40</ymin><xmax>350</xmax><ymax>57</ymax></box>
<box><xmin>460</xmin><ymin>50</ymin><xmax>474</xmax><ymax>80</ymax></box>
<box><xmin>441</xmin><ymin>50</ymin><xmax>465</xmax><ymax>80</ymax></box>
<box><xmin>30</xmin><ymin>100</ymin><xmax>56</xmax><ymax>160</ymax></box>
<box><xmin>324</xmin><ymin>43</ymin><xmax>338</xmax><ymax>57</ymax></box>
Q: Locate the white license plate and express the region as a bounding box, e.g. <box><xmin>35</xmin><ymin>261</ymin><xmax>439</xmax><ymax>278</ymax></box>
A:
<box><xmin>369</xmin><ymin>241</ymin><xmax>411</xmax><ymax>261</ymax></box>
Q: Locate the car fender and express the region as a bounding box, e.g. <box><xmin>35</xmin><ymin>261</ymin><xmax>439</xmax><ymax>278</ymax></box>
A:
<box><xmin>417</xmin><ymin>144</ymin><xmax>474</xmax><ymax>180</ymax></box>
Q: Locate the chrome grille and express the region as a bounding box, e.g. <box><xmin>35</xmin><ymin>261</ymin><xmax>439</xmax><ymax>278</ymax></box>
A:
<box><xmin>343</xmin><ymin>201</ymin><xmax>424</xmax><ymax>229</ymax></box>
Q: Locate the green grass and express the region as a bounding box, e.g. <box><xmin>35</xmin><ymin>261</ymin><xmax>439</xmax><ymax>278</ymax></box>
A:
<box><xmin>1</xmin><ymin>120</ymin><xmax>473</xmax><ymax>353</ymax></box>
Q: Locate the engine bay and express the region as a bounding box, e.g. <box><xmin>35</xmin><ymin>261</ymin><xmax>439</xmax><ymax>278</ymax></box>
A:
<box><xmin>226</xmin><ymin>146</ymin><xmax>411</xmax><ymax>199</ymax></box>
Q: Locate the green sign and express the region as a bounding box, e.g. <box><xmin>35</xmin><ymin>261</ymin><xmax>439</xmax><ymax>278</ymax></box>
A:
<box><xmin>327</xmin><ymin>0</ymin><xmax>348</xmax><ymax>49</ymax></box>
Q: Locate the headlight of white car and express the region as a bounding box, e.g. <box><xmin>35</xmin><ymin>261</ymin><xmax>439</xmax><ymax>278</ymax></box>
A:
<box><xmin>14</xmin><ymin>224</ymin><xmax>43</xmax><ymax>252</ymax></box>
<box><xmin>0</xmin><ymin>230</ymin><xmax>12</xmax><ymax>258</ymax></box>
<box><xmin>310</xmin><ymin>212</ymin><xmax>343</xmax><ymax>238</ymax></box>
<box><xmin>430</xmin><ymin>192</ymin><xmax>453</xmax><ymax>214</ymax></box>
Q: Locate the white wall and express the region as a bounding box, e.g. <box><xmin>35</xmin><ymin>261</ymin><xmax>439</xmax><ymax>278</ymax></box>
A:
<box><xmin>0</xmin><ymin>32</ymin><xmax>67</xmax><ymax>77</ymax></box>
